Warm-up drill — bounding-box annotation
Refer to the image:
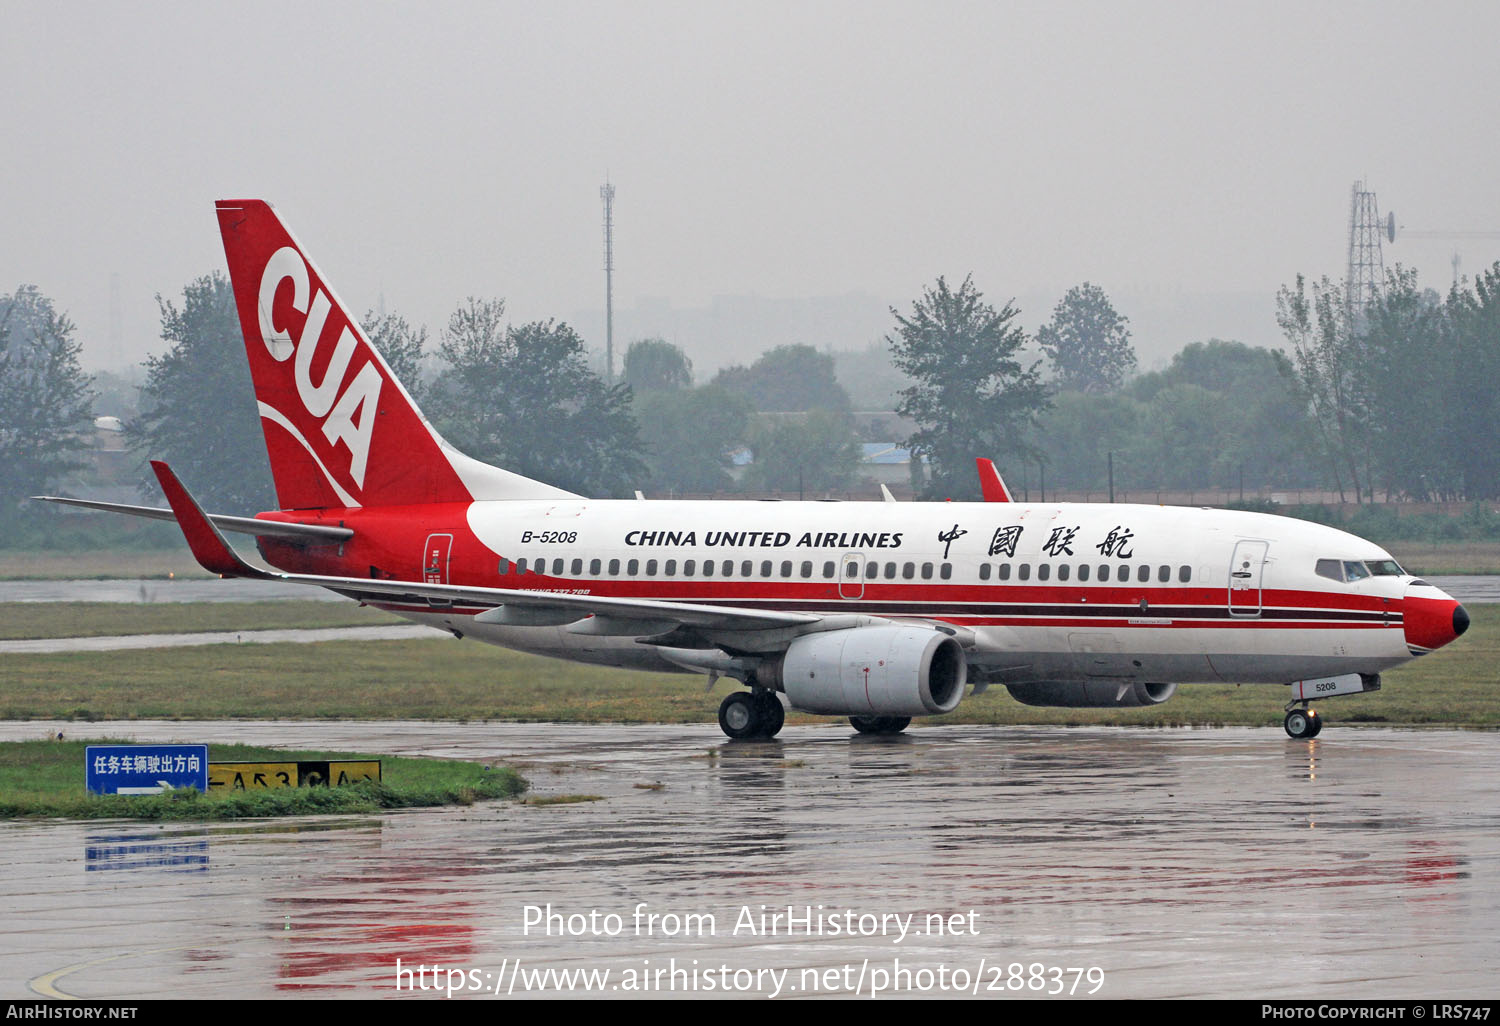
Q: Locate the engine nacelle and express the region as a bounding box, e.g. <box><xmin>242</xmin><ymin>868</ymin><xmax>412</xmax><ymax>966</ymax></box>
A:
<box><xmin>1005</xmin><ymin>681</ymin><xmax>1178</xmax><ymax>708</ymax></box>
<box><xmin>765</xmin><ymin>625</ymin><xmax>967</xmax><ymax>717</ymax></box>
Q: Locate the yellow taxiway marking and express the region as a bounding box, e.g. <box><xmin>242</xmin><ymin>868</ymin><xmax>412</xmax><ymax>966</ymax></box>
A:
<box><xmin>30</xmin><ymin>946</ymin><xmax>195</xmax><ymax>999</ymax></box>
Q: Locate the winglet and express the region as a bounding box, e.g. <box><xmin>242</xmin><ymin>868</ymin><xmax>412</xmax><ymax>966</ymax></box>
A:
<box><xmin>975</xmin><ymin>458</ymin><xmax>1013</xmax><ymax>502</ymax></box>
<box><xmin>150</xmin><ymin>461</ymin><xmax>273</xmax><ymax>578</ymax></box>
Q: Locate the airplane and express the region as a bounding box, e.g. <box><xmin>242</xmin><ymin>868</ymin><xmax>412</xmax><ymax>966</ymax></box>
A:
<box><xmin>38</xmin><ymin>199</ymin><xmax>1470</xmax><ymax>741</ymax></box>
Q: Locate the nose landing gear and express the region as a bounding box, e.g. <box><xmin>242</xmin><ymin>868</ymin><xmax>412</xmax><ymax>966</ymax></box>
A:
<box><xmin>1284</xmin><ymin>706</ymin><xmax>1323</xmax><ymax>739</ymax></box>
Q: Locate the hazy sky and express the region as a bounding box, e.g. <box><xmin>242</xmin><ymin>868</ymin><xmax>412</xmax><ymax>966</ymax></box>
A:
<box><xmin>4</xmin><ymin>1</ymin><xmax>1498</xmax><ymax>372</ymax></box>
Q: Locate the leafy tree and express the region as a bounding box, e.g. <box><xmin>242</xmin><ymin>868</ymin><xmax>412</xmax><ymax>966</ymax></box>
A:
<box><xmin>622</xmin><ymin>338</ymin><xmax>693</xmax><ymax>394</ymax></box>
<box><xmin>362</xmin><ymin>310</ymin><xmax>429</xmax><ymax>403</ymax></box>
<box><xmin>1445</xmin><ymin>263</ymin><xmax>1500</xmax><ymax>499</ymax></box>
<box><xmin>0</xmin><ymin>286</ymin><xmax>96</xmax><ymax>527</ymax></box>
<box><xmin>634</xmin><ymin>385</ymin><xmax>753</xmax><ymax>495</ymax></box>
<box><xmin>131</xmin><ymin>274</ymin><xmax>275</xmax><ymax>511</ymax></box>
<box><xmin>1275</xmin><ymin>275</ymin><xmax>1372</xmax><ymax>503</ymax></box>
<box><xmin>1037</xmin><ymin>282</ymin><xmax>1136</xmax><ymax>393</ymax></box>
<box><xmin>1358</xmin><ymin>269</ymin><xmax>1450</xmax><ymax>500</ymax></box>
<box><xmin>887</xmin><ymin>275</ymin><xmax>1049</xmax><ymax>500</ymax></box>
<box><xmin>712</xmin><ymin>344</ymin><xmax>851</xmax><ymax>412</ymax></box>
<box><xmin>742</xmin><ymin>409</ymin><xmax>860</xmax><ymax>495</ymax></box>
<box><xmin>429</xmin><ymin>299</ymin><xmax>644</xmax><ymax>497</ymax></box>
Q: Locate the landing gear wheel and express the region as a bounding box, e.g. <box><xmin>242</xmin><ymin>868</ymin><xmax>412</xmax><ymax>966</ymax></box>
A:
<box><xmin>753</xmin><ymin>691</ymin><xmax>785</xmax><ymax>738</ymax></box>
<box><xmin>719</xmin><ymin>692</ymin><xmax>760</xmax><ymax>740</ymax></box>
<box><xmin>1285</xmin><ymin>709</ymin><xmax>1317</xmax><ymax>739</ymax></box>
<box><xmin>849</xmin><ymin>716</ymin><xmax>912</xmax><ymax>735</ymax></box>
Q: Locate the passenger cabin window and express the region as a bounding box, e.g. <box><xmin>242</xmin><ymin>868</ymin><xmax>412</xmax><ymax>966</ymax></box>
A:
<box><xmin>608</xmin><ymin>558</ymin><xmax>620</xmax><ymax>575</ymax></box>
<box><xmin>1018</xmin><ymin>564</ymin><xmax>1030</xmax><ymax>581</ymax></box>
<box><xmin>683</xmin><ymin>559</ymin><xmax>695</xmax><ymax>576</ymax></box>
<box><xmin>665</xmin><ymin>559</ymin><xmax>677</xmax><ymax>576</ymax></box>
<box><xmin>702</xmin><ymin>559</ymin><xmax>714</xmax><ymax>577</ymax></box>
<box><xmin>498</xmin><ymin>560</ymin><xmax>510</xmax><ymax>575</ymax></box>
<box><xmin>866</xmin><ymin>561</ymin><xmax>878</xmax><ymax>579</ymax></box>
<box><xmin>780</xmin><ymin>560</ymin><xmax>793</xmax><ymax>577</ymax></box>
<box><xmin>552</xmin><ymin>558</ymin><xmax>565</xmax><ymax>575</ymax></box>
<box><xmin>1038</xmin><ymin>564</ymin><xmax>1051</xmax><ymax>581</ymax></box>
<box><xmin>940</xmin><ymin>563</ymin><xmax>952</xmax><ymax>580</ymax></box>
<box><xmin>760</xmin><ymin>560</ymin><xmax>773</xmax><ymax>577</ymax></box>
<box><xmin>742</xmin><ymin>560</ymin><xmax>754</xmax><ymax>577</ymax></box>
<box><xmin>921</xmin><ymin>562</ymin><xmax>933</xmax><ymax>580</ymax></box>
<box><xmin>589</xmin><ymin>558</ymin><xmax>601</xmax><ymax>575</ymax></box>
<box><xmin>902</xmin><ymin>562</ymin><xmax>915</xmax><ymax>579</ymax></box>
<box><xmin>999</xmin><ymin>564</ymin><xmax>1011</xmax><ymax>581</ymax></box>
<box><xmin>801</xmin><ymin>561</ymin><xmax>814</xmax><ymax>578</ymax></box>
<box><xmin>823</xmin><ymin>561</ymin><xmax>836</xmax><ymax>578</ymax></box>
<box><xmin>884</xmin><ymin>562</ymin><xmax>897</xmax><ymax>579</ymax></box>
<box><xmin>723</xmin><ymin>560</ymin><xmax>735</xmax><ymax>576</ymax></box>
<box><xmin>1137</xmin><ymin>565</ymin><xmax>1150</xmax><ymax>583</ymax></box>
<box><xmin>1178</xmin><ymin>565</ymin><xmax>1191</xmax><ymax>583</ymax></box>
<box><xmin>979</xmin><ymin>564</ymin><xmax>992</xmax><ymax>580</ymax></box>
<box><xmin>645</xmin><ymin>559</ymin><xmax>658</xmax><ymax>576</ymax></box>
<box><xmin>1058</xmin><ymin>564</ymin><xmax>1071</xmax><ymax>581</ymax></box>
<box><xmin>627</xmin><ymin>558</ymin><xmax>639</xmax><ymax>575</ymax></box>
<box><xmin>1157</xmin><ymin>565</ymin><xmax>1170</xmax><ymax>583</ymax></box>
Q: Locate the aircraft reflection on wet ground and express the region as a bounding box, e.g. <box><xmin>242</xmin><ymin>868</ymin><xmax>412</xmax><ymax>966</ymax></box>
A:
<box><xmin>0</xmin><ymin>721</ymin><xmax>1495</xmax><ymax>999</ymax></box>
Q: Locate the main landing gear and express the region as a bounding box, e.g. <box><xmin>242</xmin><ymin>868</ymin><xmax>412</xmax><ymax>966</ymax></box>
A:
<box><xmin>849</xmin><ymin>716</ymin><xmax>911</xmax><ymax>735</ymax></box>
<box><xmin>718</xmin><ymin>689</ymin><xmax>785</xmax><ymax>740</ymax></box>
<box><xmin>1283</xmin><ymin>706</ymin><xmax>1324</xmax><ymax>740</ymax></box>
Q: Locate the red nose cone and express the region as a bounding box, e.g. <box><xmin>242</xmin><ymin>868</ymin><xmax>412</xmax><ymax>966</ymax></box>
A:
<box><xmin>1404</xmin><ymin>591</ymin><xmax>1468</xmax><ymax>654</ymax></box>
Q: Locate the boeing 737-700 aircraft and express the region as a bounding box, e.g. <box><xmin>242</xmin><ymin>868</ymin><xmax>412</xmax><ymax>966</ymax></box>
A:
<box><xmin>38</xmin><ymin>200</ymin><xmax>1470</xmax><ymax>740</ymax></box>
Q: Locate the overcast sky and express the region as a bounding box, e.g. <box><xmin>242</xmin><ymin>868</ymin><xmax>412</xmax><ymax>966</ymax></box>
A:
<box><xmin>4</xmin><ymin>0</ymin><xmax>1498</xmax><ymax>372</ymax></box>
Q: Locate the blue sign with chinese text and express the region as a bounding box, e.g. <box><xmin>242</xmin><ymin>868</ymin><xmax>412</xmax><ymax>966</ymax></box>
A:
<box><xmin>86</xmin><ymin>745</ymin><xmax>208</xmax><ymax>795</ymax></box>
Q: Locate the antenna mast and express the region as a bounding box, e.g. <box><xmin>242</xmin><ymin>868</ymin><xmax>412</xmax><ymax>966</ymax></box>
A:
<box><xmin>1345</xmin><ymin>179</ymin><xmax>1387</xmax><ymax>319</ymax></box>
<box><xmin>600</xmin><ymin>181</ymin><xmax>616</xmax><ymax>383</ymax></box>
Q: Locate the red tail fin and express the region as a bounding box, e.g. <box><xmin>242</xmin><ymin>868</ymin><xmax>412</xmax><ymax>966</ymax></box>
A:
<box><xmin>216</xmin><ymin>199</ymin><xmax>573</xmax><ymax>510</ymax></box>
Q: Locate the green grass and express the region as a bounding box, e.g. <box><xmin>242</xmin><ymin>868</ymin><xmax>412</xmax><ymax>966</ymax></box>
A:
<box><xmin>0</xmin><ymin>738</ymin><xmax>525</xmax><ymax>819</ymax></box>
<box><xmin>0</xmin><ymin>601</ymin><xmax>403</xmax><ymax>640</ymax></box>
<box><xmin>0</xmin><ymin>605</ymin><xmax>1492</xmax><ymax>728</ymax></box>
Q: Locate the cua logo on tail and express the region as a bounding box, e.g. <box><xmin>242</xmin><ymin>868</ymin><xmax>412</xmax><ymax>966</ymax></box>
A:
<box><xmin>256</xmin><ymin>246</ymin><xmax>383</xmax><ymax>491</ymax></box>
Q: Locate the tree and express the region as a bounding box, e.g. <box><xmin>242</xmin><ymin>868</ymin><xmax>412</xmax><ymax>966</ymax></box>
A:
<box><xmin>1275</xmin><ymin>274</ymin><xmax>1371</xmax><ymax>503</ymax></box>
<box><xmin>634</xmin><ymin>385</ymin><xmax>753</xmax><ymax>494</ymax></box>
<box><xmin>622</xmin><ymin>338</ymin><xmax>693</xmax><ymax>394</ymax></box>
<box><xmin>428</xmin><ymin>299</ymin><xmax>645</xmax><ymax>497</ymax></box>
<box><xmin>743</xmin><ymin>409</ymin><xmax>861</xmax><ymax>494</ymax></box>
<box><xmin>1037</xmin><ymin>282</ymin><xmax>1136</xmax><ymax>393</ymax></box>
<box><xmin>1445</xmin><ymin>263</ymin><xmax>1500</xmax><ymax>499</ymax></box>
<box><xmin>712</xmin><ymin>344</ymin><xmax>851</xmax><ymax>412</ymax></box>
<box><xmin>0</xmin><ymin>286</ymin><xmax>96</xmax><ymax>526</ymax></box>
<box><xmin>362</xmin><ymin>310</ymin><xmax>429</xmax><ymax>403</ymax></box>
<box><xmin>132</xmin><ymin>274</ymin><xmax>276</xmax><ymax>511</ymax></box>
<box><xmin>888</xmin><ymin>275</ymin><xmax>1049</xmax><ymax>500</ymax></box>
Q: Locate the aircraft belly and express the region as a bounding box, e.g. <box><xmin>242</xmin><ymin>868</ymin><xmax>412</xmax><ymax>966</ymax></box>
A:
<box><xmin>388</xmin><ymin>609</ymin><xmax>686</xmax><ymax>672</ymax></box>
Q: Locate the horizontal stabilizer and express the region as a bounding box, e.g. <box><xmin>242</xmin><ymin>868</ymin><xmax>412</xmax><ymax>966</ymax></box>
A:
<box><xmin>32</xmin><ymin>495</ymin><xmax>352</xmax><ymax>543</ymax></box>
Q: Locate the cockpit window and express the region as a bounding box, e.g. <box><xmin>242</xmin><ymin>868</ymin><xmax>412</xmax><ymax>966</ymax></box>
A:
<box><xmin>1342</xmin><ymin>560</ymin><xmax>1371</xmax><ymax>582</ymax></box>
<box><xmin>1315</xmin><ymin>559</ymin><xmax>1344</xmax><ymax>582</ymax></box>
<box><xmin>1366</xmin><ymin>559</ymin><xmax>1406</xmax><ymax>577</ymax></box>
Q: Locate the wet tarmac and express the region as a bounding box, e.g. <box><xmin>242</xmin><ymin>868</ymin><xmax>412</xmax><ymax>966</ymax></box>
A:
<box><xmin>1</xmin><ymin>721</ymin><xmax>1496</xmax><ymax>1000</ymax></box>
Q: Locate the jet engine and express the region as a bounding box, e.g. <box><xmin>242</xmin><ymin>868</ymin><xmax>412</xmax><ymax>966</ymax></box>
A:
<box><xmin>1005</xmin><ymin>681</ymin><xmax>1178</xmax><ymax>708</ymax></box>
<box><xmin>760</xmin><ymin>625</ymin><xmax>967</xmax><ymax>717</ymax></box>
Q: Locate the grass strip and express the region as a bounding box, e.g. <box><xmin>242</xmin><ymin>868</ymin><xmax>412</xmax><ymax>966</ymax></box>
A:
<box><xmin>0</xmin><ymin>738</ymin><xmax>525</xmax><ymax>820</ymax></box>
<box><xmin>0</xmin><ymin>601</ymin><xmax>402</xmax><ymax>640</ymax></box>
<box><xmin>0</xmin><ymin>605</ymin><xmax>1492</xmax><ymax>728</ymax></box>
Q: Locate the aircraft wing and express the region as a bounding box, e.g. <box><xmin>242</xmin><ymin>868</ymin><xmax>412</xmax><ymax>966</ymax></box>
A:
<box><xmin>148</xmin><ymin>461</ymin><xmax>820</xmax><ymax>636</ymax></box>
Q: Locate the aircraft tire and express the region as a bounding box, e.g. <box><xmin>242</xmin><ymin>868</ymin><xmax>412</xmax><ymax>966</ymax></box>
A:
<box><xmin>849</xmin><ymin>716</ymin><xmax>911</xmax><ymax>735</ymax></box>
<box><xmin>1305</xmin><ymin>710</ymin><xmax>1323</xmax><ymax>738</ymax></box>
<box><xmin>753</xmin><ymin>691</ymin><xmax>785</xmax><ymax>738</ymax></box>
<box><xmin>1284</xmin><ymin>709</ymin><xmax>1314</xmax><ymax>739</ymax></box>
<box><xmin>718</xmin><ymin>692</ymin><xmax>761</xmax><ymax>740</ymax></box>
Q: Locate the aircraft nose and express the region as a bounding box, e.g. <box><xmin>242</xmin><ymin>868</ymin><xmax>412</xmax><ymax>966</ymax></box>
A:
<box><xmin>1404</xmin><ymin>583</ymin><xmax>1469</xmax><ymax>654</ymax></box>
